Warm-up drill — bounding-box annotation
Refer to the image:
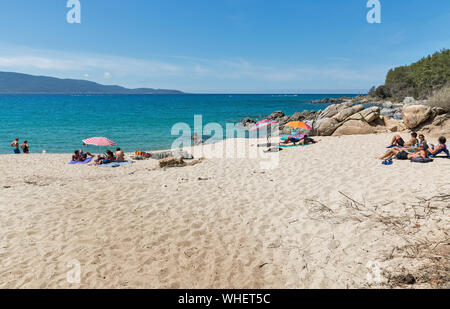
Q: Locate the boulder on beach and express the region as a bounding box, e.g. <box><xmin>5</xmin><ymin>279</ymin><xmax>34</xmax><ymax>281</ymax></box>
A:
<box><xmin>384</xmin><ymin>117</ymin><xmax>407</xmax><ymax>132</ymax></box>
<box><xmin>402</xmin><ymin>105</ymin><xmax>431</xmax><ymax>129</ymax></box>
<box><xmin>332</xmin><ymin>119</ymin><xmax>386</xmax><ymax>136</ymax></box>
<box><xmin>348</xmin><ymin>106</ymin><xmax>380</xmax><ymax>123</ymax></box>
<box><xmin>316</xmin><ymin>117</ymin><xmax>340</xmax><ymax>136</ymax></box>
<box><xmin>268</xmin><ymin>111</ymin><xmax>285</xmax><ymax>120</ymax></box>
<box><xmin>333</xmin><ymin>104</ymin><xmax>365</xmax><ymax>122</ymax></box>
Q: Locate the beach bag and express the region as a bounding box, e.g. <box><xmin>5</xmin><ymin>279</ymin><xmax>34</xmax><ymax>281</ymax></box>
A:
<box><xmin>411</xmin><ymin>157</ymin><xmax>433</xmax><ymax>163</ymax></box>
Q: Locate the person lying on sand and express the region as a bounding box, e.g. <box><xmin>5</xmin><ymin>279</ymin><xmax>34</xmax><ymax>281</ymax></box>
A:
<box><xmin>379</xmin><ymin>145</ymin><xmax>428</xmax><ymax>161</ymax></box>
<box><xmin>427</xmin><ymin>136</ymin><xmax>448</xmax><ymax>157</ymax></box>
<box><xmin>115</xmin><ymin>148</ymin><xmax>125</xmax><ymax>162</ymax></box>
<box><xmin>390</xmin><ymin>132</ymin><xmax>418</xmax><ymax>147</ymax></box>
<box><xmin>282</xmin><ymin>134</ymin><xmax>318</xmax><ymax>146</ymax></box>
<box><xmin>299</xmin><ymin>135</ymin><xmax>318</xmax><ymax>145</ymax></box>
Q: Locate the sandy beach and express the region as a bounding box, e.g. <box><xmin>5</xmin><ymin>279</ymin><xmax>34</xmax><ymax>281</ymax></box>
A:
<box><xmin>0</xmin><ymin>133</ymin><xmax>448</xmax><ymax>289</ymax></box>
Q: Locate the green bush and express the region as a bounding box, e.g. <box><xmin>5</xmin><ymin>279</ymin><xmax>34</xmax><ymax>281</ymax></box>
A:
<box><xmin>428</xmin><ymin>85</ymin><xmax>450</xmax><ymax>111</ymax></box>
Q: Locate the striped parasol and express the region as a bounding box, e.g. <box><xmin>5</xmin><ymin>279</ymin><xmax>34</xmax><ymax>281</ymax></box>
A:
<box><xmin>82</xmin><ymin>137</ymin><xmax>116</xmax><ymax>153</ymax></box>
<box><xmin>82</xmin><ymin>137</ymin><xmax>116</xmax><ymax>146</ymax></box>
<box><xmin>249</xmin><ymin>120</ymin><xmax>279</xmax><ymax>132</ymax></box>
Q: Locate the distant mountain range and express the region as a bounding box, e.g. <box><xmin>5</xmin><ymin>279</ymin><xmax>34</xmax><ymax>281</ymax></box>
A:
<box><xmin>0</xmin><ymin>72</ymin><xmax>184</xmax><ymax>94</ymax></box>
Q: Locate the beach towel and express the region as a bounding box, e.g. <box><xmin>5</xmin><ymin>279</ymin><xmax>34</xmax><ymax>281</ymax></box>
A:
<box><xmin>101</xmin><ymin>161</ymin><xmax>135</xmax><ymax>168</ymax></box>
<box><xmin>69</xmin><ymin>158</ymin><xmax>92</xmax><ymax>165</ymax></box>
<box><xmin>386</xmin><ymin>145</ymin><xmax>409</xmax><ymax>149</ymax></box>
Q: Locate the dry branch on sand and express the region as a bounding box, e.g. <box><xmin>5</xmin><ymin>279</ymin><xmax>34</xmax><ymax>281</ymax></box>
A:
<box><xmin>304</xmin><ymin>191</ymin><xmax>450</xmax><ymax>288</ymax></box>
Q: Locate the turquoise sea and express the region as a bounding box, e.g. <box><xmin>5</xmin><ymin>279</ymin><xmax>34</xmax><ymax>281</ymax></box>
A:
<box><xmin>0</xmin><ymin>94</ymin><xmax>354</xmax><ymax>154</ymax></box>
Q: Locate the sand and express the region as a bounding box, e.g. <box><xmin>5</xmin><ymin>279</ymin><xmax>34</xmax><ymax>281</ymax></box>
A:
<box><xmin>0</xmin><ymin>133</ymin><xmax>449</xmax><ymax>289</ymax></box>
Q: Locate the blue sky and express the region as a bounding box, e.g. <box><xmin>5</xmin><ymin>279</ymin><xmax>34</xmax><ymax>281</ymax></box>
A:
<box><xmin>0</xmin><ymin>0</ymin><xmax>449</xmax><ymax>93</ymax></box>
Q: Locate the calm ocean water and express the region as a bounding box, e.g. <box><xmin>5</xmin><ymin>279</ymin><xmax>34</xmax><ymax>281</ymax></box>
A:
<box><xmin>0</xmin><ymin>94</ymin><xmax>354</xmax><ymax>154</ymax></box>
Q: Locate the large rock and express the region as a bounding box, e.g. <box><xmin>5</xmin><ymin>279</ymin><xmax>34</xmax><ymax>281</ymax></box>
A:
<box><xmin>316</xmin><ymin>117</ymin><xmax>340</xmax><ymax>136</ymax></box>
<box><xmin>348</xmin><ymin>106</ymin><xmax>380</xmax><ymax>123</ymax></box>
<box><xmin>268</xmin><ymin>111</ymin><xmax>285</xmax><ymax>120</ymax></box>
<box><xmin>332</xmin><ymin>120</ymin><xmax>386</xmax><ymax>136</ymax></box>
<box><xmin>403</xmin><ymin>97</ymin><xmax>416</xmax><ymax>104</ymax></box>
<box><xmin>416</xmin><ymin>114</ymin><xmax>450</xmax><ymax>136</ymax></box>
<box><xmin>380</xmin><ymin>107</ymin><xmax>398</xmax><ymax>117</ymax></box>
<box><xmin>318</xmin><ymin>102</ymin><xmax>354</xmax><ymax>119</ymax></box>
<box><xmin>289</xmin><ymin>110</ymin><xmax>318</xmax><ymax>122</ymax></box>
<box><xmin>384</xmin><ymin>118</ymin><xmax>407</xmax><ymax>132</ymax></box>
<box><xmin>402</xmin><ymin>105</ymin><xmax>432</xmax><ymax>129</ymax></box>
<box><xmin>318</xmin><ymin>104</ymin><xmax>340</xmax><ymax>119</ymax></box>
<box><xmin>333</xmin><ymin>104</ymin><xmax>365</xmax><ymax>122</ymax></box>
<box><xmin>383</xmin><ymin>101</ymin><xmax>393</xmax><ymax>109</ymax></box>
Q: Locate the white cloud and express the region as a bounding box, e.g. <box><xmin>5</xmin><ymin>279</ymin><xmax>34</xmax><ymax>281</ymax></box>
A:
<box><xmin>0</xmin><ymin>43</ymin><xmax>387</xmax><ymax>92</ymax></box>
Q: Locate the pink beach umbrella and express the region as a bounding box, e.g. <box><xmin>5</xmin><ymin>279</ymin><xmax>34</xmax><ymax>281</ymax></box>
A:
<box><xmin>250</xmin><ymin>120</ymin><xmax>279</xmax><ymax>146</ymax></box>
<box><xmin>82</xmin><ymin>137</ymin><xmax>116</xmax><ymax>153</ymax></box>
<box><xmin>249</xmin><ymin>120</ymin><xmax>279</xmax><ymax>132</ymax></box>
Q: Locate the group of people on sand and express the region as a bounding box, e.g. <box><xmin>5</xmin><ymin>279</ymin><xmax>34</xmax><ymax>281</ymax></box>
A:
<box><xmin>71</xmin><ymin>148</ymin><xmax>125</xmax><ymax>165</ymax></box>
<box><xmin>379</xmin><ymin>132</ymin><xmax>448</xmax><ymax>161</ymax></box>
<box><xmin>10</xmin><ymin>138</ymin><xmax>29</xmax><ymax>154</ymax></box>
<box><xmin>95</xmin><ymin>148</ymin><xmax>125</xmax><ymax>165</ymax></box>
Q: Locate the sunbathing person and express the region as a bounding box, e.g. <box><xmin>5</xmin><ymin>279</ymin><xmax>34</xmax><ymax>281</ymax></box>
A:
<box><xmin>389</xmin><ymin>132</ymin><xmax>418</xmax><ymax>147</ymax></box>
<box><xmin>417</xmin><ymin>134</ymin><xmax>427</xmax><ymax>147</ymax></box>
<box><xmin>427</xmin><ymin>136</ymin><xmax>448</xmax><ymax>157</ymax></box>
<box><xmin>379</xmin><ymin>145</ymin><xmax>428</xmax><ymax>161</ymax></box>
<box><xmin>72</xmin><ymin>150</ymin><xmax>82</xmax><ymax>161</ymax></box>
<box><xmin>299</xmin><ymin>135</ymin><xmax>318</xmax><ymax>145</ymax></box>
<box><xmin>115</xmin><ymin>148</ymin><xmax>125</xmax><ymax>162</ymax></box>
<box><xmin>95</xmin><ymin>150</ymin><xmax>115</xmax><ymax>165</ymax></box>
<box><xmin>281</xmin><ymin>136</ymin><xmax>302</xmax><ymax>145</ymax></box>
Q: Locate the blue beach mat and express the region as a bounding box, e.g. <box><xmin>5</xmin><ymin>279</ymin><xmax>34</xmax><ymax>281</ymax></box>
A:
<box><xmin>101</xmin><ymin>161</ymin><xmax>135</xmax><ymax>168</ymax></box>
<box><xmin>386</xmin><ymin>145</ymin><xmax>409</xmax><ymax>149</ymax></box>
<box><xmin>69</xmin><ymin>158</ymin><xmax>93</xmax><ymax>165</ymax></box>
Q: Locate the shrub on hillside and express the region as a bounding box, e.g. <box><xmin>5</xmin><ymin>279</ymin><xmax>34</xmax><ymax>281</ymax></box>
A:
<box><xmin>428</xmin><ymin>85</ymin><xmax>450</xmax><ymax>111</ymax></box>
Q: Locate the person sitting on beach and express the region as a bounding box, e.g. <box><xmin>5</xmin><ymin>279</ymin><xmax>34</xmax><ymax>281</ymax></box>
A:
<box><xmin>379</xmin><ymin>145</ymin><xmax>428</xmax><ymax>161</ymax></box>
<box><xmin>417</xmin><ymin>134</ymin><xmax>427</xmax><ymax>147</ymax></box>
<box><xmin>115</xmin><ymin>148</ymin><xmax>125</xmax><ymax>162</ymax></box>
<box><xmin>11</xmin><ymin>138</ymin><xmax>20</xmax><ymax>154</ymax></box>
<box><xmin>390</xmin><ymin>133</ymin><xmax>418</xmax><ymax>147</ymax></box>
<box><xmin>72</xmin><ymin>150</ymin><xmax>82</xmax><ymax>161</ymax></box>
<box><xmin>95</xmin><ymin>150</ymin><xmax>115</xmax><ymax>165</ymax></box>
<box><xmin>427</xmin><ymin>136</ymin><xmax>448</xmax><ymax>157</ymax></box>
<box><xmin>21</xmin><ymin>140</ymin><xmax>30</xmax><ymax>154</ymax></box>
<box><xmin>79</xmin><ymin>149</ymin><xmax>94</xmax><ymax>159</ymax></box>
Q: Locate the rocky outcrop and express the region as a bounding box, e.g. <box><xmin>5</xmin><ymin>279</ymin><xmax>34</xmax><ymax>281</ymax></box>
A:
<box><xmin>402</xmin><ymin>105</ymin><xmax>432</xmax><ymax>129</ymax></box>
<box><xmin>384</xmin><ymin>118</ymin><xmax>407</xmax><ymax>132</ymax></box>
<box><xmin>332</xmin><ymin>119</ymin><xmax>386</xmax><ymax>136</ymax></box>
